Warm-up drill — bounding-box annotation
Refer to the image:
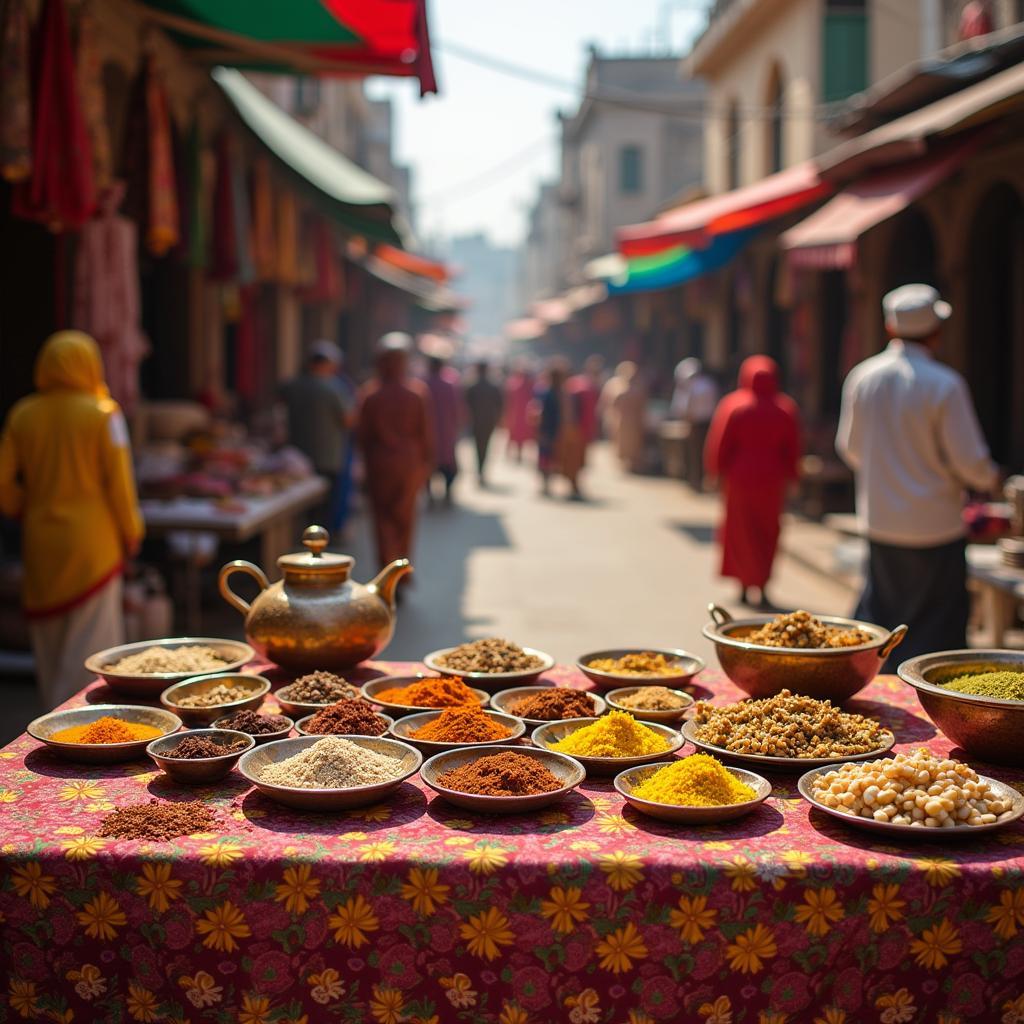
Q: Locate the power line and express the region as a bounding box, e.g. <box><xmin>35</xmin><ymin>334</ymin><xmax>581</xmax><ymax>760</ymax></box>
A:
<box><xmin>419</xmin><ymin>134</ymin><xmax>557</xmax><ymax>204</ymax></box>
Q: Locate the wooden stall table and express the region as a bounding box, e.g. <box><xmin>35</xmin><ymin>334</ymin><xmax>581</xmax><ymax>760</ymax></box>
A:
<box><xmin>967</xmin><ymin>544</ymin><xmax>1024</xmax><ymax>647</ymax></box>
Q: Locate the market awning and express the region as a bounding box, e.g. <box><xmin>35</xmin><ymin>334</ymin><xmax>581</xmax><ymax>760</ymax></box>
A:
<box><xmin>375</xmin><ymin>243</ymin><xmax>450</xmax><ymax>282</ymax></box>
<box><xmin>532</xmin><ymin>297</ymin><xmax>573</xmax><ymax>326</ymax></box>
<box><xmin>617</xmin><ymin>163</ymin><xmax>832</xmax><ymax>258</ymax></box>
<box><xmin>362</xmin><ymin>253</ymin><xmax>464</xmax><ymax>312</ymax></box>
<box><xmin>212</xmin><ymin>67</ymin><xmax>403</xmax><ymax>245</ymax></box>
<box><xmin>139</xmin><ymin>0</ymin><xmax>436</xmax><ymax>95</ymax></box>
<box><xmin>504</xmin><ymin>317</ymin><xmax>547</xmax><ymax>342</ymax></box>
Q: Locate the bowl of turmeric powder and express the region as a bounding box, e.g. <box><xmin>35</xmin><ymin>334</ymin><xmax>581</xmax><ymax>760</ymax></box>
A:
<box><xmin>28</xmin><ymin>704</ymin><xmax>183</xmax><ymax>764</ymax></box>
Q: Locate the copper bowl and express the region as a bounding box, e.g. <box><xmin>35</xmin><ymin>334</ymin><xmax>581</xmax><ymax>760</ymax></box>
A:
<box><xmin>702</xmin><ymin>604</ymin><xmax>907</xmax><ymax>702</ymax></box>
<box><xmin>898</xmin><ymin>650</ymin><xmax>1024</xmax><ymax>766</ymax></box>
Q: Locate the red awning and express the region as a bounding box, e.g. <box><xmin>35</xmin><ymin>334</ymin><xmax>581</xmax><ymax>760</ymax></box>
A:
<box><xmin>375</xmin><ymin>243</ymin><xmax>449</xmax><ymax>282</ymax></box>
<box><xmin>617</xmin><ymin>162</ymin><xmax>833</xmax><ymax>257</ymax></box>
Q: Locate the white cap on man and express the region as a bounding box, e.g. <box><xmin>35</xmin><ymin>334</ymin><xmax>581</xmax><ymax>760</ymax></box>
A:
<box><xmin>882</xmin><ymin>284</ymin><xmax>952</xmax><ymax>339</ymax></box>
<box><xmin>309</xmin><ymin>339</ymin><xmax>342</xmax><ymax>365</ymax></box>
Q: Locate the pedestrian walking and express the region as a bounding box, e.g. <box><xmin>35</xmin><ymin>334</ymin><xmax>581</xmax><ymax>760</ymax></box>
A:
<box><xmin>537</xmin><ymin>358</ymin><xmax>586</xmax><ymax>499</ymax></box>
<box><xmin>357</xmin><ymin>333</ymin><xmax>435</xmax><ymax>573</ymax></box>
<box><xmin>464</xmin><ymin>360</ymin><xmax>504</xmax><ymax>486</ymax></box>
<box><xmin>836</xmin><ymin>284</ymin><xmax>999</xmax><ymax>667</ymax></box>
<box><xmin>422</xmin><ymin>338</ymin><xmax>462</xmax><ymax>505</ymax></box>
<box><xmin>567</xmin><ymin>354</ymin><xmax>604</xmax><ymax>446</ymax></box>
<box><xmin>705</xmin><ymin>354</ymin><xmax>801</xmax><ymax>609</ymax></box>
<box><xmin>0</xmin><ymin>331</ymin><xmax>144</xmax><ymax>708</ymax></box>
<box><xmin>504</xmin><ymin>360</ymin><xmax>535</xmax><ymax>461</ymax></box>
<box><xmin>602</xmin><ymin>361</ymin><xmax>648</xmax><ymax>473</ymax></box>
<box><xmin>671</xmin><ymin>358</ymin><xmax>719</xmax><ymax>490</ymax></box>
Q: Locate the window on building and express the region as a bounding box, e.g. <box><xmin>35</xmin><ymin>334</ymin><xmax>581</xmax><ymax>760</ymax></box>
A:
<box><xmin>619</xmin><ymin>145</ymin><xmax>644</xmax><ymax>195</ymax></box>
<box><xmin>823</xmin><ymin>1</ymin><xmax>868</xmax><ymax>102</ymax></box>
<box><xmin>765</xmin><ymin>64</ymin><xmax>785</xmax><ymax>174</ymax></box>
<box><xmin>725</xmin><ymin>100</ymin><xmax>740</xmax><ymax>190</ymax></box>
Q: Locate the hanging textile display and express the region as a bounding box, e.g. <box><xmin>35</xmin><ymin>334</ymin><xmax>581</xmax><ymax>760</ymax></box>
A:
<box><xmin>75</xmin><ymin>5</ymin><xmax>111</xmax><ymax>192</ymax></box>
<box><xmin>0</xmin><ymin>0</ymin><xmax>32</xmax><ymax>182</ymax></box>
<box><xmin>249</xmin><ymin>156</ymin><xmax>276</xmax><ymax>280</ymax></box>
<box><xmin>274</xmin><ymin>188</ymin><xmax>299</xmax><ymax>284</ymax></box>
<box><xmin>302</xmin><ymin>217</ymin><xmax>342</xmax><ymax>303</ymax></box>
<box><xmin>184</xmin><ymin>118</ymin><xmax>207</xmax><ymax>269</ymax></box>
<box><xmin>235</xmin><ymin>284</ymin><xmax>263</xmax><ymax>402</ymax></box>
<box><xmin>209</xmin><ymin>132</ymin><xmax>253</xmax><ymax>282</ymax></box>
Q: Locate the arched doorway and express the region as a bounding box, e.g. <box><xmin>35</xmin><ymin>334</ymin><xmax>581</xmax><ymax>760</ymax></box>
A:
<box><xmin>966</xmin><ymin>183</ymin><xmax>1024</xmax><ymax>468</ymax></box>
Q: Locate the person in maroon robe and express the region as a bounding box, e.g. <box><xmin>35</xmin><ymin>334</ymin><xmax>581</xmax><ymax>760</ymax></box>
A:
<box><xmin>704</xmin><ymin>355</ymin><xmax>801</xmax><ymax>608</ymax></box>
<box><xmin>357</xmin><ymin>333</ymin><xmax>435</xmax><ymax>573</ymax></box>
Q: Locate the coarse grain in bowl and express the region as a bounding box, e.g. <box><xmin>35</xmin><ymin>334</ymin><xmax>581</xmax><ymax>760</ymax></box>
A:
<box><xmin>423</xmin><ymin>646</ymin><xmax>555</xmax><ymax>691</ymax></box>
<box><xmin>531</xmin><ymin>717</ymin><xmax>683</xmax><ymax>776</ymax></box>
<box><xmin>85</xmin><ymin>637</ymin><xmax>254</xmax><ymax>697</ymax></box>
<box><xmin>361</xmin><ymin>675</ymin><xmax>490</xmax><ymax>716</ymax></box>
<box><xmin>490</xmin><ymin>686</ymin><xmax>606</xmax><ymax>726</ymax></box>
<box><xmin>146</xmin><ymin>728</ymin><xmax>254</xmax><ymax>784</ymax></box>
<box><xmin>614</xmin><ymin>761</ymin><xmax>771</xmax><ymax>823</ymax></box>
<box><xmin>389</xmin><ymin>709</ymin><xmax>526</xmax><ymax>754</ymax></box>
<box><xmin>27</xmin><ymin>704</ymin><xmax>183</xmax><ymax>764</ymax></box>
<box><xmin>295</xmin><ymin>711</ymin><xmax>394</xmax><ymax>737</ymax></box>
<box><xmin>576</xmin><ymin>648</ymin><xmax>705</xmax><ymax>691</ymax></box>
<box><xmin>604</xmin><ymin>686</ymin><xmax>694</xmax><ymax>723</ymax></box>
<box><xmin>211</xmin><ymin>712</ymin><xmax>293</xmax><ymax>745</ymax></box>
<box><xmin>420</xmin><ymin>745</ymin><xmax>586</xmax><ymax>813</ymax></box>
<box><xmin>160</xmin><ymin>673</ymin><xmax>270</xmax><ymax>726</ymax></box>
<box><xmin>702</xmin><ymin>604</ymin><xmax>907</xmax><ymax>702</ymax></box>
<box><xmin>238</xmin><ymin>734</ymin><xmax>421</xmax><ymax>811</ymax></box>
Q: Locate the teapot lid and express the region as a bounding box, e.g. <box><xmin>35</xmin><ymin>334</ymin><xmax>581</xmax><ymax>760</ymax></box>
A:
<box><xmin>277</xmin><ymin>525</ymin><xmax>354</xmax><ymax>575</ymax></box>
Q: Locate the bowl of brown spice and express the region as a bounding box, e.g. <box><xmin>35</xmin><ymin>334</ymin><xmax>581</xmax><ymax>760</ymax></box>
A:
<box><xmin>424</xmin><ymin>638</ymin><xmax>555</xmax><ymax>691</ymax></box>
<box><xmin>390</xmin><ymin>707</ymin><xmax>526</xmax><ymax>754</ymax></box>
<box><xmin>605</xmin><ymin>686</ymin><xmax>694</xmax><ymax>724</ymax></box>
<box><xmin>146</xmin><ymin>728</ymin><xmax>255</xmax><ymax>783</ymax></box>
<box><xmin>273</xmin><ymin>671</ymin><xmax>363</xmax><ymax>717</ymax></box>
<box><xmin>295</xmin><ymin>699</ymin><xmax>393</xmax><ymax>737</ymax></box>
<box><xmin>28</xmin><ymin>705</ymin><xmax>183</xmax><ymax>764</ymax></box>
<box><xmin>212</xmin><ymin>709</ymin><xmax>294</xmax><ymax>745</ymax></box>
<box><xmin>420</xmin><ymin>746</ymin><xmax>586</xmax><ymax>813</ymax></box>
<box><xmin>576</xmin><ymin>648</ymin><xmax>705</xmax><ymax>691</ymax></box>
<box><xmin>490</xmin><ymin>686</ymin><xmax>606</xmax><ymax>726</ymax></box>
<box><xmin>161</xmin><ymin>673</ymin><xmax>271</xmax><ymax>726</ymax></box>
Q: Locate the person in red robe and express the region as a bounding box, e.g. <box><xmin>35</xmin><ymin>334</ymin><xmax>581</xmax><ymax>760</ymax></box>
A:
<box><xmin>704</xmin><ymin>355</ymin><xmax>801</xmax><ymax>608</ymax></box>
<box><xmin>357</xmin><ymin>334</ymin><xmax>435</xmax><ymax>573</ymax></box>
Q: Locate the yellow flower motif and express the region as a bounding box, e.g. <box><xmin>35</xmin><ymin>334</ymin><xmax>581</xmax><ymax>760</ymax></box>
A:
<box><xmin>936</xmin><ymin>1014</ymin><xmax>961</xmax><ymax>1024</ymax></box>
<box><xmin>781</xmin><ymin>850</ymin><xmax>814</xmax><ymax>875</ymax></box>
<box><xmin>565</xmin><ymin>988</ymin><xmax>600</xmax><ymax>1024</ymax></box>
<box><xmin>669</xmin><ymin>894</ymin><xmax>717</xmax><ymax>944</ymax></box>
<box><xmin>198</xmin><ymin>841</ymin><xmax>244</xmax><ymax>868</ymax></box>
<box><xmin>909</xmin><ymin>918</ymin><xmax>961</xmax><ymax>970</ymax></box>
<box><xmin>442</xmin><ymin>818</ymin><xmax>475</xmax><ymax>831</ymax></box>
<box><xmin>539</xmin><ymin>809</ymin><xmax>570</xmax><ymax>825</ymax></box>
<box><xmin>500</xmin><ymin>1003</ymin><xmax>529</xmax><ymax>1024</ymax></box>
<box><xmin>307</xmin><ymin>968</ymin><xmax>344</xmax><ymax>1004</ymax></box>
<box><xmin>595</xmin><ymin>813</ymin><xmax>636</xmax><ymax>835</ymax></box>
<box><xmin>127</xmin><ymin>981</ymin><xmax>159</xmax><ymax>1022</ymax></box>
<box><xmin>595</xmin><ymin>921</ymin><xmax>648</xmax><ymax>974</ymax></box>
<box><xmin>875</xmin><ymin>987</ymin><xmax>915</xmax><ymax>1022</ymax></box>
<box><xmin>439</xmin><ymin>973</ymin><xmax>477</xmax><ymax>1009</ymax></box>
<box><xmin>867</xmin><ymin>883</ymin><xmax>905</xmax><ymax>934</ymax></box>
<box><xmin>274</xmin><ymin>864</ymin><xmax>321</xmax><ymax>915</ymax></box>
<box><xmin>698</xmin><ymin>995</ymin><xmax>732</xmax><ymax>1024</ymax></box>
<box><xmin>723</xmin><ymin>855</ymin><xmax>758</xmax><ymax>892</ymax></box>
<box><xmin>793</xmin><ymin>888</ymin><xmax>844</xmax><ymax>937</ymax></box>
<box><xmin>0</xmin><ymin>789</ymin><xmax>17</xmax><ymax>803</ymax></box>
<box><xmin>352</xmin><ymin>803</ymin><xmax>391</xmax><ymax>823</ymax></box>
<box><xmin>135</xmin><ymin>862</ymin><xmax>183</xmax><ymax>913</ymax></box>
<box><xmin>462</xmin><ymin>843</ymin><xmax>509</xmax><ymax>875</ymax></box>
<box><xmin>10</xmin><ymin>862</ymin><xmax>57</xmax><ymax>909</ymax></box>
<box><xmin>178</xmin><ymin>971</ymin><xmax>222</xmax><ymax>1008</ymax></box>
<box><xmin>758</xmin><ymin>1014</ymin><xmax>787</xmax><ymax>1024</ymax></box>
<box><xmin>76</xmin><ymin>891</ymin><xmax>127</xmax><ymax>941</ymax></box>
<box><xmin>540</xmin><ymin>886</ymin><xmax>590</xmax><ymax>934</ymax></box>
<box><xmin>400</xmin><ymin>866</ymin><xmax>450</xmax><ymax>916</ymax></box>
<box><xmin>1003</xmin><ymin>995</ymin><xmax>1024</xmax><ymax>1020</ymax></box>
<box><xmin>62</xmin><ymin>836</ymin><xmax>106</xmax><ymax>861</ymax></box>
<box><xmin>55</xmin><ymin>826</ymin><xmax>83</xmax><ymax>836</ymax></box>
<box><xmin>915</xmin><ymin>857</ymin><xmax>961</xmax><ymax>887</ymax></box>
<box><xmin>987</xmin><ymin>888</ymin><xmax>1024</xmax><ymax>939</ymax></box>
<box><xmin>443</xmin><ymin>835</ymin><xmax>473</xmax><ymax>846</ymax></box>
<box><xmin>337</xmin><ymin>831</ymin><xmax>368</xmax><ymax>841</ymax></box>
<box><xmin>358</xmin><ymin>840</ymin><xmax>397</xmax><ymax>863</ymax></box>
<box><xmin>460</xmin><ymin>906</ymin><xmax>515</xmax><ymax>960</ymax></box>
<box><xmin>569</xmin><ymin>839</ymin><xmax>601</xmax><ymax>851</ymax></box>
<box><xmin>9</xmin><ymin>979</ymin><xmax>38</xmax><ymax>1019</ymax></box>
<box><xmin>238</xmin><ymin>992</ymin><xmax>272</xmax><ymax>1024</ymax></box>
<box><xmin>370</xmin><ymin>985</ymin><xmax>404</xmax><ymax>1024</ymax></box>
<box><xmin>83</xmin><ymin>801</ymin><xmax>116</xmax><ymax>814</ymax></box>
<box><xmin>627</xmin><ymin>1013</ymin><xmax>656</xmax><ymax>1024</ymax></box>
<box><xmin>812</xmin><ymin>1009</ymin><xmax>846</xmax><ymax>1024</ymax></box>
<box><xmin>195</xmin><ymin>901</ymin><xmax>251</xmax><ymax>952</ymax></box>
<box><xmin>328</xmin><ymin>894</ymin><xmax>379</xmax><ymax>948</ymax></box>
<box><xmin>726</xmin><ymin>923</ymin><xmax>777</xmax><ymax>974</ymax></box>
<box><xmin>59</xmin><ymin>780</ymin><xmax>104</xmax><ymax>802</ymax></box>
<box><xmin>66</xmin><ymin>964</ymin><xmax>105</xmax><ymax>1000</ymax></box>
<box><xmin>598</xmin><ymin>851</ymin><xmax>644</xmax><ymax>892</ymax></box>
<box><xmin>47</xmin><ymin>1008</ymin><xmax>74</xmax><ymax>1023</ymax></box>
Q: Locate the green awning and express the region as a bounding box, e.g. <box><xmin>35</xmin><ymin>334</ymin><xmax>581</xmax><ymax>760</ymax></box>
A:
<box><xmin>213</xmin><ymin>67</ymin><xmax>403</xmax><ymax>245</ymax></box>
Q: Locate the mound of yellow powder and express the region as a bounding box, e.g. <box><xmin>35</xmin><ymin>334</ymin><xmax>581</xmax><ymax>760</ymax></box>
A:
<box><xmin>632</xmin><ymin>754</ymin><xmax>756</xmax><ymax>806</ymax></box>
<box><xmin>550</xmin><ymin>710</ymin><xmax>670</xmax><ymax>757</ymax></box>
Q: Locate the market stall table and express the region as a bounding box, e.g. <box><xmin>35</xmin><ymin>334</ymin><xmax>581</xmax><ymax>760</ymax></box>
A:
<box><xmin>967</xmin><ymin>544</ymin><xmax>1024</xmax><ymax>647</ymax></box>
<box><xmin>2</xmin><ymin>664</ymin><xmax>1024</xmax><ymax>1023</ymax></box>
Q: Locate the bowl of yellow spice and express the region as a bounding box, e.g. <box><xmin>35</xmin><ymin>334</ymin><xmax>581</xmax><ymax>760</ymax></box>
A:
<box><xmin>614</xmin><ymin>754</ymin><xmax>771</xmax><ymax>824</ymax></box>
<box><xmin>28</xmin><ymin>704</ymin><xmax>183</xmax><ymax>764</ymax></box>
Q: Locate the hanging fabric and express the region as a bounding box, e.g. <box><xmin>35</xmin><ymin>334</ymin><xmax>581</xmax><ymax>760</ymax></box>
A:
<box><xmin>144</xmin><ymin>56</ymin><xmax>179</xmax><ymax>255</ymax></box>
<box><xmin>209</xmin><ymin>132</ymin><xmax>237</xmax><ymax>280</ymax></box>
<box><xmin>249</xmin><ymin>156</ymin><xmax>276</xmax><ymax>280</ymax></box>
<box><xmin>184</xmin><ymin>118</ymin><xmax>208</xmax><ymax>269</ymax></box>
<box><xmin>302</xmin><ymin>218</ymin><xmax>342</xmax><ymax>303</ymax></box>
<box><xmin>274</xmin><ymin>188</ymin><xmax>299</xmax><ymax>284</ymax></box>
<box><xmin>0</xmin><ymin>0</ymin><xmax>32</xmax><ymax>182</ymax></box>
<box><xmin>228</xmin><ymin>136</ymin><xmax>254</xmax><ymax>283</ymax></box>
<box><xmin>75</xmin><ymin>4</ymin><xmax>111</xmax><ymax>191</ymax></box>
<box><xmin>235</xmin><ymin>284</ymin><xmax>262</xmax><ymax>402</ymax></box>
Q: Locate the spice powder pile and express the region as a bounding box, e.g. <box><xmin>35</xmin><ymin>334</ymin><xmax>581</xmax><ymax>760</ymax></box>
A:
<box><xmin>174</xmin><ymin>681</ymin><xmax>259</xmax><ymax>708</ymax></box>
<box><xmin>164</xmin><ymin>736</ymin><xmax>246</xmax><ymax>759</ymax></box>
<box><xmin>304</xmin><ymin>699</ymin><xmax>388</xmax><ymax>736</ymax></box>
<box><xmin>277</xmin><ymin>672</ymin><xmax>359</xmax><ymax>704</ymax></box>
<box><xmin>259</xmin><ymin>736</ymin><xmax>402</xmax><ymax>789</ymax></box>
<box><xmin>108</xmin><ymin>645</ymin><xmax>228</xmax><ymax>674</ymax></box>
<box><xmin>436</xmin><ymin>638</ymin><xmax>542</xmax><ymax>674</ymax></box>
<box><xmin>217</xmin><ymin>710</ymin><xmax>290</xmax><ymax>735</ymax></box>
<box><xmin>550</xmin><ymin>710</ymin><xmax>670</xmax><ymax>757</ymax></box>
<box><xmin>98</xmin><ymin>800</ymin><xmax>218</xmax><ymax>841</ymax></box>
<box><xmin>614</xmin><ymin>687</ymin><xmax>688</xmax><ymax>711</ymax></box>
<box><xmin>507</xmin><ymin>689</ymin><xmax>594</xmax><ymax>720</ymax></box>
<box><xmin>437</xmin><ymin>751</ymin><xmax>562</xmax><ymax>796</ymax></box>
<box><xmin>373</xmin><ymin>676</ymin><xmax>480</xmax><ymax>708</ymax></box>
<box><xmin>410</xmin><ymin>707</ymin><xmax>511</xmax><ymax>743</ymax></box>
<box><xmin>633</xmin><ymin>754</ymin><xmax>756</xmax><ymax>807</ymax></box>
<box><xmin>940</xmin><ymin>670</ymin><xmax>1024</xmax><ymax>701</ymax></box>
<box><xmin>50</xmin><ymin>716</ymin><xmax>163</xmax><ymax>744</ymax></box>
<box><xmin>587</xmin><ymin>652</ymin><xmax>678</xmax><ymax>676</ymax></box>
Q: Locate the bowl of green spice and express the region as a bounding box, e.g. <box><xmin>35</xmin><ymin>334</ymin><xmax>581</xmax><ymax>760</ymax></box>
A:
<box><xmin>898</xmin><ymin>650</ymin><xmax>1024</xmax><ymax>766</ymax></box>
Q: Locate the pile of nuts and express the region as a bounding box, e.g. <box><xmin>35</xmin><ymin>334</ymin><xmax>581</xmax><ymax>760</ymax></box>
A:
<box><xmin>277</xmin><ymin>672</ymin><xmax>360</xmax><ymax>704</ymax></box>
<box><xmin>745</xmin><ymin>610</ymin><xmax>872</xmax><ymax>649</ymax></box>
<box><xmin>809</xmin><ymin>749</ymin><xmax>1016</xmax><ymax>828</ymax></box>
<box><xmin>692</xmin><ymin>689</ymin><xmax>891</xmax><ymax>759</ymax></box>
<box><xmin>436</xmin><ymin>638</ymin><xmax>543</xmax><ymax>674</ymax></box>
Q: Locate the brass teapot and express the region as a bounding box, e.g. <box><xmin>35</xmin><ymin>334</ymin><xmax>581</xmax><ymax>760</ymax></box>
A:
<box><xmin>218</xmin><ymin>525</ymin><xmax>411</xmax><ymax>671</ymax></box>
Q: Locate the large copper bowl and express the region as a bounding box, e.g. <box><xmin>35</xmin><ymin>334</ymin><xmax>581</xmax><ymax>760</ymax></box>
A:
<box><xmin>702</xmin><ymin>604</ymin><xmax>907</xmax><ymax>702</ymax></box>
<box><xmin>897</xmin><ymin>650</ymin><xmax>1024</xmax><ymax>767</ymax></box>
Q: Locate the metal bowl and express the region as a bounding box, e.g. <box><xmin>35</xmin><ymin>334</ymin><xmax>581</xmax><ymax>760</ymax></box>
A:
<box><xmin>490</xmin><ymin>686</ymin><xmax>606</xmax><ymax>727</ymax></box>
<box><xmin>146</xmin><ymin>728</ymin><xmax>255</xmax><ymax>784</ymax></box>
<box><xmin>576</xmin><ymin>648</ymin><xmax>705</xmax><ymax>691</ymax></box>
<box><xmin>798</xmin><ymin>763</ymin><xmax>1024</xmax><ymax>837</ymax></box>
<box><xmin>361</xmin><ymin>675</ymin><xmax>490</xmax><ymax>717</ymax></box>
<box><xmin>85</xmin><ymin>637</ymin><xmax>254</xmax><ymax>697</ymax></box>
<box><xmin>420</xmin><ymin>745</ymin><xmax>586</xmax><ymax>813</ymax></box>
<box><xmin>702</xmin><ymin>604</ymin><xmax>907</xmax><ymax>702</ymax></box>
<box><xmin>423</xmin><ymin>646</ymin><xmax>555</xmax><ymax>691</ymax></box>
<box><xmin>531</xmin><ymin>717</ymin><xmax>684</xmax><ymax>776</ymax></box>
<box><xmin>295</xmin><ymin>711</ymin><xmax>394</xmax><ymax>737</ymax></box>
<box><xmin>211</xmin><ymin>712</ymin><xmax>294</xmax><ymax>745</ymax></box>
<box><xmin>604</xmin><ymin>686</ymin><xmax>694</xmax><ymax>724</ymax></box>
<box><xmin>272</xmin><ymin>681</ymin><xmax>363</xmax><ymax>718</ymax></box>
<box><xmin>389</xmin><ymin>709</ymin><xmax>526</xmax><ymax>754</ymax></box>
<box><xmin>615</xmin><ymin>760</ymin><xmax>771</xmax><ymax>823</ymax></box>
<box><xmin>238</xmin><ymin>734</ymin><xmax>421</xmax><ymax>811</ymax></box>
<box><xmin>160</xmin><ymin>673</ymin><xmax>270</xmax><ymax>726</ymax></box>
<box><xmin>897</xmin><ymin>650</ymin><xmax>1024</xmax><ymax>766</ymax></box>
<box><xmin>27</xmin><ymin>704</ymin><xmax>182</xmax><ymax>764</ymax></box>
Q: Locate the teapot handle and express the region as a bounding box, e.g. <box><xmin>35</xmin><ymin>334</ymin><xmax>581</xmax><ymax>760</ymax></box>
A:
<box><xmin>219</xmin><ymin>560</ymin><xmax>270</xmax><ymax>616</ymax></box>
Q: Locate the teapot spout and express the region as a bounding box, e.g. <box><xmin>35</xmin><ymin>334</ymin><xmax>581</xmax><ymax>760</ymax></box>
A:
<box><xmin>369</xmin><ymin>558</ymin><xmax>412</xmax><ymax>607</ymax></box>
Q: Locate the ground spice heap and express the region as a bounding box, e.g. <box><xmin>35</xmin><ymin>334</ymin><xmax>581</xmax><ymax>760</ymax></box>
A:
<box><xmin>373</xmin><ymin>676</ymin><xmax>481</xmax><ymax>708</ymax></box>
<box><xmin>304</xmin><ymin>699</ymin><xmax>388</xmax><ymax>736</ymax></box>
<box><xmin>410</xmin><ymin>706</ymin><xmax>511</xmax><ymax>742</ymax></box>
<box><xmin>109</xmin><ymin>645</ymin><xmax>228</xmax><ymax>674</ymax></box>
<box><xmin>163</xmin><ymin>735</ymin><xmax>246</xmax><ymax>759</ymax></box>
<box><xmin>507</xmin><ymin>689</ymin><xmax>595</xmax><ymax>720</ymax></box>
<box><xmin>436</xmin><ymin>638</ymin><xmax>542</xmax><ymax>673</ymax></box>
<box><xmin>51</xmin><ymin>716</ymin><xmax>163</xmax><ymax>744</ymax></box>
<box><xmin>746</xmin><ymin>610</ymin><xmax>872</xmax><ymax>649</ymax></box>
<box><xmin>98</xmin><ymin>800</ymin><xmax>217</xmax><ymax>840</ymax></box>
<box><xmin>615</xmin><ymin>687</ymin><xmax>689</xmax><ymax>711</ymax></box>
<box><xmin>940</xmin><ymin>670</ymin><xmax>1024</xmax><ymax>701</ymax></box>
<box><xmin>437</xmin><ymin>751</ymin><xmax>562</xmax><ymax>796</ymax></box>
<box><xmin>216</xmin><ymin>710</ymin><xmax>291</xmax><ymax>735</ymax></box>
<box><xmin>633</xmin><ymin>754</ymin><xmax>756</xmax><ymax>806</ymax></box>
<box><xmin>692</xmin><ymin>689</ymin><xmax>891</xmax><ymax>758</ymax></box>
<box><xmin>277</xmin><ymin>672</ymin><xmax>359</xmax><ymax>704</ymax></box>
<box><xmin>173</xmin><ymin>681</ymin><xmax>260</xmax><ymax>707</ymax></box>
<box><xmin>588</xmin><ymin>652</ymin><xmax>678</xmax><ymax>676</ymax></box>
<box><xmin>550</xmin><ymin>710</ymin><xmax>670</xmax><ymax>757</ymax></box>
<box><xmin>259</xmin><ymin>736</ymin><xmax>402</xmax><ymax>789</ymax></box>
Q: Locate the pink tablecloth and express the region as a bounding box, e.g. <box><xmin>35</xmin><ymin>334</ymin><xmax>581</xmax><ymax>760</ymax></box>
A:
<box><xmin>2</xmin><ymin>665</ymin><xmax>1023</xmax><ymax>1024</ymax></box>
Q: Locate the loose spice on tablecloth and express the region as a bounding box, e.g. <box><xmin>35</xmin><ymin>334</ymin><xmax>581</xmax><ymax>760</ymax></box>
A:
<box><xmin>437</xmin><ymin>751</ymin><xmax>562</xmax><ymax>795</ymax></box>
<box><xmin>436</xmin><ymin>638</ymin><xmax>543</xmax><ymax>674</ymax></box>
<box><xmin>614</xmin><ymin>687</ymin><xmax>688</xmax><ymax>711</ymax></box>
<box><xmin>304</xmin><ymin>699</ymin><xmax>388</xmax><ymax>736</ymax></box>
<box><xmin>216</xmin><ymin>710</ymin><xmax>291</xmax><ymax>735</ymax></box>
<box><xmin>173</xmin><ymin>681</ymin><xmax>260</xmax><ymax>707</ymax></box>
<box><xmin>587</xmin><ymin>652</ymin><xmax>678</xmax><ymax>676</ymax></box>
<box><xmin>108</xmin><ymin>645</ymin><xmax>229</xmax><ymax>674</ymax></box>
<box><xmin>277</xmin><ymin>672</ymin><xmax>360</xmax><ymax>704</ymax></box>
<box><xmin>163</xmin><ymin>736</ymin><xmax>246</xmax><ymax>759</ymax></box>
<box><xmin>940</xmin><ymin>670</ymin><xmax>1024</xmax><ymax>701</ymax></box>
<box><xmin>50</xmin><ymin>716</ymin><xmax>163</xmax><ymax>744</ymax></box>
<box><xmin>98</xmin><ymin>800</ymin><xmax>218</xmax><ymax>840</ymax></box>
<box><xmin>507</xmin><ymin>689</ymin><xmax>595</xmax><ymax>720</ymax></box>
<box><xmin>549</xmin><ymin>710</ymin><xmax>670</xmax><ymax>757</ymax></box>
<box><xmin>373</xmin><ymin>676</ymin><xmax>481</xmax><ymax>708</ymax></box>
<box><xmin>632</xmin><ymin>754</ymin><xmax>756</xmax><ymax>806</ymax></box>
<box><xmin>259</xmin><ymin>736</ymin><xmax>402</xmax><ymax>789</ymax></box>
<box><xmin>410</xmin><ymin>706</ymin><xmax>511</xmax><ymax>743</ymax></box>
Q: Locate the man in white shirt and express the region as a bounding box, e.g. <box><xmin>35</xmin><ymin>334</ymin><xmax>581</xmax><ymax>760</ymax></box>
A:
<box><xmin>671</xmin><ymin>358</ymin><xmax>720</xmax><ymax>490</ymax></box>
<box><xmin>836</xmin><ymin>284</ymin><xmax>999</xmax><ymax>667</ymax></box>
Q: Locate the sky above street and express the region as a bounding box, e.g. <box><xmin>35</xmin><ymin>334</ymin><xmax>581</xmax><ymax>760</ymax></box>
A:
<box><xmin>367</xmin><ymin>0</ymin><xmax>713</xmax><ymax>249</ymax></box>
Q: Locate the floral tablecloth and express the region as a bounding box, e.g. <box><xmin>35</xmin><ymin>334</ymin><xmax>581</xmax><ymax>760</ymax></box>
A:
<box><xmin>2</xmin><ymin>664</ymin><xmax>1024</xmax><ymax>1024</ymax></box>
